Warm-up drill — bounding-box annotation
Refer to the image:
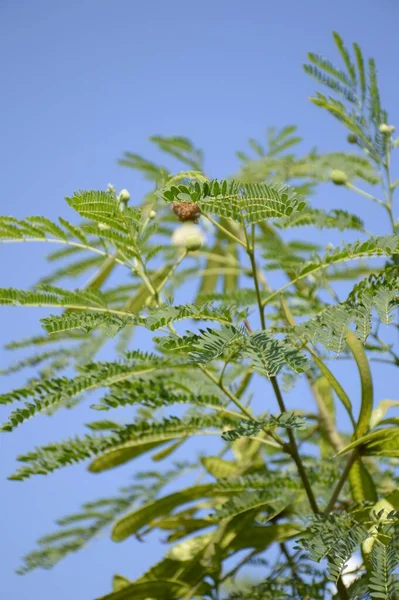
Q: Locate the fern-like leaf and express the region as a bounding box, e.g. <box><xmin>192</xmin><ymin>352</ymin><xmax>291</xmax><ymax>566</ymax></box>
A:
<box><xmin>158</xmin><ymin>180</ymin><xmax>307</xmax><ymax>225</ymax></box>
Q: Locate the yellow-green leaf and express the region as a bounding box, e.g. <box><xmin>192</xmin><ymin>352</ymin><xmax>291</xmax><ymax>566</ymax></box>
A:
<box><xmin>348</xmin><ymin>459</ymin><xmax>377</xmax><ymax>504</ymax></box>
<box><xmin>338</xmin><ymin>427</ymin><xmax>399</xmax><ymax>457</ymax></box>
<box><xmin>87</xmin><ymin>254</ymin><xmax>117</xmax><ymax>290</ymax></box>
<box><xmin>313</xmin><ymin>376</ymin><xmax>336</xmax><ymax>457</ymax></box>
<box><xmin>88</xmin><ymin>440</ymin><xmax>168</xmax><ymax>473</ymax></box>
<box><xmin>151</xmin><ymin>438</ymin><xmax>186</xmax><ymax>462</ymax></box>
<box><xmin>124</xmin><ymin>265</ymin><xmax>170</xmax><ymax>313</ymax></box>
<box><xmin>97</xmin><ymin>579</ymin><xmax>191</xmax><ymax>600</ymax></box>
<box><xmin>347</xmin><ymin>330</ymin><xmax>373</xmax><ymax>439</ymax></box>
<box><xmin>112</xmin><ymin>575</ymin><xmax>130</xmax><ymax>592</ymax></box>
<box><xmin>200</xmin><ymin>456</ymin><xmax>241</xmax><ymax>479</ymax></box>
<box><xmin>112</xmin><ymin>484</ymin><xmax>219</xmax><ymax>542</ymax></box>
<box><xmin>310</xmin><ymin>351</ymin><xmax>356</xmax><ymax>427</ymax></box>
<box><xmin>196</xmin><ymin>242</ymin><xmax>222</xmax><ymax>298</ymax></box>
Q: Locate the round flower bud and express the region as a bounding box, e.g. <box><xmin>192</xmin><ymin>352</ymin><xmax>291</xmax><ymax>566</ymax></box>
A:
<box><xmin>172</xmin><ymin>223</ymin><xmax>205</xmax><ymax>249</ymax></box>
<box><xmin>379</xmin><ymin>123</ymin><xmax>396</xmax><ymax>135</ymax></box>
<box><xmin>330</xmin><ymin>169</ymin><xmax>348</xmax><ymax>186</ymax></box>
<box><xmin>347</xmin><ymin>133</ymin><xmax>357</xmax><ymax>144</ymax></box>
<box><xmin>184</xmin><ymin>235</ymin><xmax>203</xmax><ymax>252</ymax></box>
<box><xmin>118</xmin><ymin>188</ymin><xmax>131</xmax><ymax>203</ymax></box>
<box><xmin>107</xmin><ymin>183</ymin><xmax>115</xmax><ymax>193</ymax></box>
<box><xmin>148</xmin><ymin>210</ymin><xmax>157</xmax><ymax>220</ymax></box>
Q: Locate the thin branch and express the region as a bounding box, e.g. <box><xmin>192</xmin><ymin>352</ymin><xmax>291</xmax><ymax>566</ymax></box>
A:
<box><xmin>324</xmin><ymin>450</ymin><xmax>359</xmax><ymax>514</ymax></box>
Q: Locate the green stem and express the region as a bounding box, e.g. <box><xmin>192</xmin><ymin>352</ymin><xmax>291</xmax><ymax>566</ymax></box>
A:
<box><xmin>204</xmin><ymin>215</ymin><xmax>247</xmax><ymax>248</ymax></box>
<box><xmin>270</xmin><ymin>376</ymin><xmax>320</xmax><ymax>514</ymax></box>
<box><xmin>345</xmin><ymin>182</ymin><xmax>386</xmax><ymax>208</ymax></box>
<box><xmin>248</xmin><ymin>248</ymin><xmax>266</xmax><ymax>330</ymax></box>
<box><xmin>247</xmin><ymin>227</ymin><xmax>320</xmax><ymax>515</ymax></box>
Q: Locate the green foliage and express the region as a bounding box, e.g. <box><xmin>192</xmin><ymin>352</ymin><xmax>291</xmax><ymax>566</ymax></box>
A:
<box><xmin>1</xmin><ymin>32</ymin><xmax>398</xmax><ymax>600</ymax></box>
<box><xmin>297</xmin><ymin>513</ymin><xmax>371</xmax><ymax>582</ymax></box>
<box><xmin>221</xmin><ymin>412</ymin><xmax>307</xmax><ymax>441</ymax></box>
<box><xmin>157</xmin><ymin>179</ymin><xmax>307</xmax><ymax>224</ymax></box>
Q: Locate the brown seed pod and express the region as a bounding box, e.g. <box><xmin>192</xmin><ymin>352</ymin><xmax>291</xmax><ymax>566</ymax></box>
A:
<box><xmin>172</xmin><ymin>202</ymin><xmax>201</xmax><ymax>223</ymax></box>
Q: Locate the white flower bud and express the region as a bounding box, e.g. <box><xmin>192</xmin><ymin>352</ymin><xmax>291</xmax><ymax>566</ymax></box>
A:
<box><xmin>118</xmin><ymin>188</ymin><xmax>130</xmax><ymax>203</ymax></box>
<box><xmin>171</xmin><ymin>223</ymin><xmax>205</xmax><ymax>249</ymax></box>
<box><xmin>107</xmin><ymin>183</ymin><xmax>115</xmax><ymax>193</ymax></box>
<box><xmin>98</xmin><ymin>222</ymin><xmax>110</xmax><ymax>231</ymax></box>
<box><xmin>148</xmin><ymin>210</ymin><xmax>157</xmax><ymax>220</ymax></box>
<box><xmin>379</xmin><ymin>123</ymin><xmax>396</xmax><ymax>135</ymax></box>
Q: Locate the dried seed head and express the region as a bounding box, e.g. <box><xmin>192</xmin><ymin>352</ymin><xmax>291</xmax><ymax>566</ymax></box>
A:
<box><xmin>172</xmin><ymin>202</ymin><xmax>201</xmax><ymax>223</ymax></box>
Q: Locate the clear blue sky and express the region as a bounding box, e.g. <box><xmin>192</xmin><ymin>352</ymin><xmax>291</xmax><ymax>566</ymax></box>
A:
<box><xmin>1</xmin><ymin>1</ymin><xmax>398</xmax><ymax>599</ymax></box>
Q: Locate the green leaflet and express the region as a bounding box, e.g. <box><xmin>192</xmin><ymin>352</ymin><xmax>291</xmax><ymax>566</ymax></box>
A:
<box><xmin>143</xmin><ymin>303</ymin><xmax>240</xmax><ymax>331</ymax></box>
<box><xmin>111</xmin><ymin>484</ymin><xmax>219</xmax><ymax>541</ymax></box>
<box><xmin>189</xmin><ymin>325</ymin><xmax>244</xmax><ymax>364</ymax></box>
<box><xmin>368</xmin><ymin>530</ymin><xmax>399</xmax><ymax>600</ymax></box>
<box><xmin>246</xmin><ymin>331</ymin><xmax>309</xmax><ymax>377</ymax></box>
<box><xmin>1</xmin><ymin>360</ymin><xmax>161</xmax><ymax>431</ymax></box>
<box><xmin>277</xmin><ymin>207</ymin><xmax>364</xmax><ymax>231</ymax></box>
<box><xmin>291</xmin><ymin>268</ymin><xmax>399</xmax><ymax>353</ymax></box>
<box><xmin>297</xmin><ymin>513</ymin><xmax>371</xmax><ymax>583</ymax></box>
<box><xmin>333</xmin><ymin>31</ymin><xmax>357</xmax><ymax>84</ymax></box>
<box><xmin>264</xmin><ymin>235</ymin><xmax>399</xmax><ymax>308</ymax></box>
<box><xmin>347</xmin><ymin>330</ymin><xmax>374</xmax><ymax>439</ymax></box>
<box><xmin>41</xmin><ymin>312</ymin><xmax>136</xmax><ymax>336</ymax></box>
<box><xmin>8</xmin><ymin>418</ymin><xmax>222</xmax><ymax>480</ymax></box>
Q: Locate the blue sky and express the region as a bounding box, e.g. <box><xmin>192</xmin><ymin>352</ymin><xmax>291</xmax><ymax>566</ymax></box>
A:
<box><xmin>1</xmin><ymin>1</ymin><xmax>398</xmax><ymax>599</ymax></box>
